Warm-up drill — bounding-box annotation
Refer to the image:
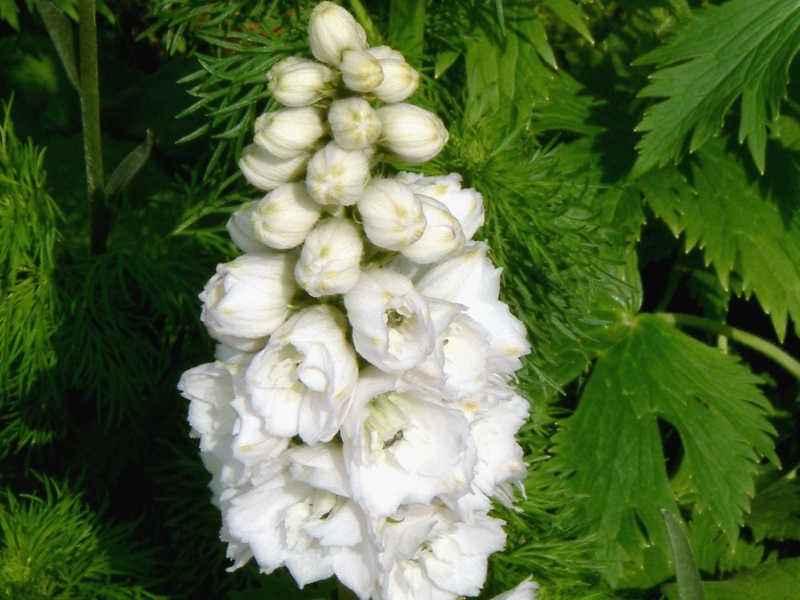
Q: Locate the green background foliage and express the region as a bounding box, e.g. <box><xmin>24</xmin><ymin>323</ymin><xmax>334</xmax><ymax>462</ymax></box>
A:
<box><xmin>1</xmin><ymin>0</ymin><xmax>799</xmax><ymax>598</ymax></box>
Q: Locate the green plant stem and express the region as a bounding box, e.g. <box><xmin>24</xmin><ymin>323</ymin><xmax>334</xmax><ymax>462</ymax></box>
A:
<box><xmin>347</xmin><ymin>0</ymin><xmax>381</xmax><ymax>45</ymax></box>
<box><xmin>78</xmin><ymin>0</ymin><xmax>106</xmax><ymax>255</ymax></box>
<box><xmin>656</xmin><ymin>313</ymin><xmax>800</xmax><ymax>381</ymax></box>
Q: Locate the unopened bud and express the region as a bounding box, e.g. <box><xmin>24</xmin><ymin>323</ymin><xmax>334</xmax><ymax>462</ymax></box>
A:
<box><xmin>227</xmin><ymin>201</ymin><xmax>269</xmax><ymax>253</ymax></box>
<box><xmin>327</xmin><ymin>97</ymin><xmax>381</xmax><ymax>150</ymax></box>
<box><xmin>239</xmin><ymin>144</ymin><xmax>309</xmax><ymax>191</ymax></box>
<box><xmin>366</xmin><ymin>46</ymin><xmax>419</xmax><ymax>102</ymax></box>
<box><xmin>376</xmin><ymin>103</ymin><xmax>448</xmax><ymax>163</ymax></box>
<box><xmin>251</xmin><ymin>183</ymin><xmax>322</xmax><ymax>250</ymax></box>
<box><xmin>267</xmin><ymin>56</ymin><xmax>336</xmax><ymax>107</ymax></box>
<box><xmin>295</xmin><ymin>218</ymin><xmax>363</xmax><ymax>297</ymax></box>
<box><xmin>398</xmin><ymin>172</ymin><xmax>484</xmax><ymax>239</ymax></box>
<box><xmin>308</xmin><ymin>1</ymin><xmax>367</xmax><ymax>66</ymax></box>
<box><xmin>306</xmin><ymin>142</ymin><xmax>371</xmax><ymax>206</ymax></box>
<box><xmin>357</xmin><ymin>178</ymin><xmax>426</xmax><ymax>250</ymax></box>
<box><xmin>399</xmin><ymin>195</ymin><xmax>466</xmax><ymax>263</ymax></box>
<box><xmin>254</xmin><ymin>107</ymin><xmax>327</xmax><ymax>159</ymax></box>
<box><xmin>340</xmin><ymin>49</ymin><xmax>384</xmax><ymax>93</ymax></box>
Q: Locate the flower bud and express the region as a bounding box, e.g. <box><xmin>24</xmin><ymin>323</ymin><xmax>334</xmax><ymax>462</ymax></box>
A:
<box><xmin>227</xmin><ymin>201</ymin><xmax>269</xmax><ymax>253</ymax></box>
<box><xmin>366</xmin><ymin>46</ymin><xmax>419</xmax><ymax>103</ymax></box>
<box><xmin>340</xmin><ymin>49</ymin><xmax>384</xmax><ymax>93</ymax></box>
<box><xmin>254</xmin><ymin>107</ymin><xmax>327</xmax><ymax>159</ymax></box>
<box><xmin>357</xmin><ymin>178</ymin><xmax>425</xmax><ymax>250</ymax></box>
<box><xmin>251</xmin><ymin>183</ymin><xmax>322</xmax><ymax>250</ymax></box>
<box><xmin>295</xmin><ymin>218</ymin><xmax>363</xmax><ymax>297</ymax></box>
<box><xmin>200</xmin><ymin>253</ymin><xmax>298</xmax><ymax>351</ymax></box>
<box><xmin>308</xmin><ymin>1</ymin><xmax>367</xmax><ymax>66</ymax></box>
<box><xmin>239</xmin><ymin>144</ymin><xmax>309</xmax><ymax>191</ymax></box>
<box><xmin>376</xmin><ymin>103</ymin><xmax>449</xmax><ymax>163</ymax></box>
<box><xmin>398</xmin><ymin>172</ymin><xmax>484</xmax><ymax>239</ymax></box>
<box><xmin>327</xmin><ymin>97</ymin><xmax>381</xmax><ymax>150</ymax></box>
<box><xmin>267</xmin><ymin>56</ymin><xmax>336</xmax><ymax>107</ymax></box>
<box><xmin>399</xmin><ymin>195</ymin><xmax>466</xmax><ymax>264</ymax></box>
<box><xmin>306</xmin><ymin>142</ymin><xmax>370</xmax><ymax>206</ymax></box>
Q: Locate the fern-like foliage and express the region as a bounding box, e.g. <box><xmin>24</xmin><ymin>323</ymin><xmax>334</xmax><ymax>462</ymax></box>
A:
<box><xmin>633</xmin><ymin>0</ymin><xmax>800</xmax><ymax>175</ymax></box>
<box><xmin>0</xmin><ymin>477</ymin><xmax>162</xmax><ymax>599</ymax></box>
<box><xmin>0</xmin><ymin>103</ymin><xmax>63</xmax><ymax>444</ymax></box>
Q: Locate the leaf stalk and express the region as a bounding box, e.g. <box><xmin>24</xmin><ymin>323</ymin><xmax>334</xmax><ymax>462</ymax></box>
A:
<box><xmin>655</xmin><ymin>313</ymin><xmax>800</xmax><ymax>381</ymax></box>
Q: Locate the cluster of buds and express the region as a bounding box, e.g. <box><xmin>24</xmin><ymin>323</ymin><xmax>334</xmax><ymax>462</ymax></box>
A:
<box><xmin>179</xmin><ymin>3</ymin><xmax>537</xmax><ymax>599</ymax></box>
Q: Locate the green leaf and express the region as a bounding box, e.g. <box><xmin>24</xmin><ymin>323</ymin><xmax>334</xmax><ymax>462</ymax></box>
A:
<box><xmin>34</xmin><ymin>0</ymin><xmax>80</xmax><ymax>92</ymax></box>
<box><xmin>640</xmin><ymin>140</ymin><xmax>800</xmax><ymax>340</ymax></box>
<box><xmin>633</xmin><ymin>0</ymin><xmax>800</xmax><ymax>175</ymax></box>
<box><xmin>104</xmin><ymin>129</ymin><xmax>153</xmax><ymax>199</ymax></box>
<box><xmin>553</xmin><ymin>315</ymin><xmax>776</xmax><ymax>583</ymax></box>
<box><xmin>746</xmin><ymin>468</ymin><xmax>800</xmax><ymax>542</ymax></box>
<box><xmin>662</xmin><ymin>558</ymin><xmax>800</xmax><ymax>600</ymax></box>
<box><xmin>663</xmin><ymin>510</ymin><xmax>705</xmax><ymax>600</ymax></box>
<box><xmin>0</xmin><ymin>0</ymin><xmax>20</xmax><ymax>30</ymax></box>
<box><xmin>465</xmin><ymin>4</ymin><xmax>554</xmax><ymax>126</ymax></box>
<box><xmin>541</xmin><ymin>0</ymin><xmax>594</xmax><ymax>44</ymax></box>
<box><xmin>387</xmin><ymin>0</ymin><xmax>425</xmax><ymax>58</ymax></box>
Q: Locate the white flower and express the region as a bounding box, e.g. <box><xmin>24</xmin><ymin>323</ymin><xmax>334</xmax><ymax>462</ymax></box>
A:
<box><xmin>344</xmin><ymin>269</ymin><xmax>434</xmax><ymax>373</ymax></box>
<box><xmin>399</xmin><ymin>195</ymin><xmax>465</xmax><ymax>264</ymax></box>
<box><xmin>239</xmin><ymin>144</ymin><xmax>309</xmax><ymax>191</ymax></box>
<box><xmin>468</xmin><ymin>384</ymin><xmax>528</xmax><ymax>508</ymax></box>
<box><xmin>398</xmin><ymin>172</ymin><xmax>485</xmax><ymax>240</ymax></box>
<box><xmin>250</xmin><ymin>182</ymin><xmax>322</xmax><ymax>250</ymax></box>
<box><xmin>267</xmin><ymin>56</ymin><xmax>337</xmax><ymax>107</ymax></box>
<box><xmin>379</xmin><ymin>504</ymin><xmax>506</xmax><ymax>599</ymax></box>
<box><xmin>254</xmin><ymin>107</ymin><xmax>327</xmax><ymax>159</ymax></box>
<box><xmin>341</xmin><ymin>372</ymin><xmax>476</xmax><ymax>518</ymax></box>
<box><xmin>366</xmin><ymin>46</ymin><xmax>419</xmax><ymax>103</ymax></box>
<box><xmin>226</xmin><ymin>201</ymin><xmax>270</xmax><ymax>253</ymax></box>
<box><xmin>295</xmin><ymin>218</ymin><xmax>363</xmax><ymax>297</ymax></box>
<box><xmin>308</xmin><ymin>1</ymin><xmax>368</xmax><ymax>66</ymax></box>
<box><xmin>244</xmin><ymin>305</ymin><xmax>358</xmax><ymax>445</ymax></box>
<box><xmin>340</xmin><ymin>49</ymin><xmax>385</xmax><ymax>92</ymax></box>
<box><xmin>415</xmin><ymin>242</ymin><xmax>530</xmax><ymax>374</ymax></box>
<box><xmin>376</xmin><ymin>103</ymin><xmax>448</xmax><ymax>164</ymax></box>
<box><xmin>200</xmin><ymin>253</ymin><xmax>297</xmax><ymax>351</ymax></box>
<box><xmin>490</xmin><ymin>578</ymin><xmax>540</xmax><ymax>600</ymax></box>
<box><xmin>306</xmin><ymin>142</ymin><xmax>371</xmax><ymax>206</ymax></box>
<box><xmin>328</xmin><ymin>97</ymin><xmax>381</xmax><ymax>150</ymax></box>
<box><xmin>223</xmin><ymin>452</ymin><xmax>379</xmax><ymax>599</ymax></box>
<box><xmin>357</xmin><ymin>178</ymin><xmax>426</xmax><ymax>250</ymax></box>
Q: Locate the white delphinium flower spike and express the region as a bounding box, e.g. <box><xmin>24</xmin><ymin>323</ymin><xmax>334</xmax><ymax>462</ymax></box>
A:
<box><xmin>244</xmin><ymin>305</ymin><xmax>358</xmax><ymax>445</ymax></box>
<box><xmin>344</xmin><ymin>268</ymin><xmax>434</xmax><ymax>373</ymax></box>
<box><xmin>250</xmin><ymin>182</ymin><xmax>322</xmax><ymax>250</ymax></box>
<box><xmin>267</xmin><ymin>56</ymin><xmax>337</xmax><ymax>107</ymax></box>
<box><xmin>328</xmin><ymin>97</ymin><xmax>382</xmax><ymax>150</ymax></box>
<box><xmin>357</xmin><ymin>178</ymin><xmax>426</xmax><ymax>250</ymax></box>
<box><xmin>308</xmin><ymin>1</ymin><xmax>368</xmax><ymax>67</ymax></box>
<box><xmin>306</xmin><ymin>142</ymin><xmax>371</xmax><ymax>206</ymax></box>
<box><xmin>295</xmin><ymin>218</ymin><xmax>363</xmax><ymax>297</ymax></box>
<box><xmin>376</xmin><ymin>103</ymin><xmax>449</xmax><ymax>164</ymax></box>
<box><xmin>199</xmin><ymin>253</ymin><xmax>297</xmax><ymax>351</ymax></box>
<box><xmin>254</xmin><ymin>107</ymin><xmax>327</xmax><ymax>159</ymax></box>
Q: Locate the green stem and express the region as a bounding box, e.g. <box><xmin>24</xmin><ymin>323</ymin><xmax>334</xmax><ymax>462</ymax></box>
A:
<box><xmin>347</xmin><ymin>0</ymin><xmax>381</xmax><ymax>45</ymax></box>
<box><xmin>78</xmin><ymin>0</ymin><xmax>106</xmax><ymax>255</ymax></box>
<box><xmin>656</xmin><ymin>313</ymin><xmax>800</xmax><ymax>381</ymax></box>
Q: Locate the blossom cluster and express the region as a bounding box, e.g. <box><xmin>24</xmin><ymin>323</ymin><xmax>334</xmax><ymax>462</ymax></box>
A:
<box><xmin>179</xmin><ymin>3</ymin><xmax>537</xmax><ymax>599</ymax></box>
